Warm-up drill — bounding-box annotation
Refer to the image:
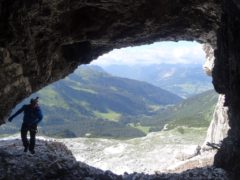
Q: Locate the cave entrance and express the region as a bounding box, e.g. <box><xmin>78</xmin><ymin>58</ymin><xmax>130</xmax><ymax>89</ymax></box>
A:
<box><xmin>74</xmin><ymin>41</ymin><xmax>218</xmax><ymax>173</ymax></box>
<box><xmin>0</xmin><ymin>41</ymin><xmax>222</xmax><ymax>174</ymax></box>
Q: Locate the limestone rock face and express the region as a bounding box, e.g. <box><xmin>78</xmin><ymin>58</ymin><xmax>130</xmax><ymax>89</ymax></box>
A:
<box><xmin>203</xmin><ymin>44</ymin><xmax>215</xmax><ymax>76</ymax></box>
<box><xmin>202</xmin><ymin>44</ymin><xmax>230</xmax><ymax>150</ymax></box>
<box><xmin>202</xmin><ymin>94</ymin><xmax>230</xmax><ymax>149</ymax></box>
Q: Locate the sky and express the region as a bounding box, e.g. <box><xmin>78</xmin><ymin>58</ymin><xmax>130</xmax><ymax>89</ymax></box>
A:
<box><xmin>91</xmin><ymin>41</ymin><xmax>205</xmax><ymax>66</ymax></box>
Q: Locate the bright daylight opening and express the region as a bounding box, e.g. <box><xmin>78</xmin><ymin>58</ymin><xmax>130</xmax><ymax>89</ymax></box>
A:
<box><xmin>0</xmin><ymin>41</ymin><xmax>218</xmax><ymax>174</ymax></box>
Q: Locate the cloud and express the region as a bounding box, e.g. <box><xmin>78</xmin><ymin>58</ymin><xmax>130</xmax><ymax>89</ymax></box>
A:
<box><xmin>91</xmin><ymin>41</ymin><xmax>205</xmax><ymax>66</ymax></box>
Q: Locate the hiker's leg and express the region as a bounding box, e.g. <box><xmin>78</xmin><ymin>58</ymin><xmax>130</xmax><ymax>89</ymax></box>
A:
<box><xmin>21</xmin><ymin>124</ymin><xmax>29</xmax><ymax>151</ymax></box>
<box><xmin>29</xmin><ymin>125</ymin><xmax>37</xmax><ymax>153</ymax></box>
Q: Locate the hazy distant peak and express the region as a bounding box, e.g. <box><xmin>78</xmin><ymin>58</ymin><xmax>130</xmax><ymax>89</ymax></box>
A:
<box><xmin>160</xmin><ymin>69</ymin><xmax>176</xmax><ymax>79</ymax></box>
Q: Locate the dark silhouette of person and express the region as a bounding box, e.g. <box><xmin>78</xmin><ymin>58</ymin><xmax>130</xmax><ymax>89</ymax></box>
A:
<box><xmin>8</xmin><ymin>97</ymin><xmax>43</xmax><ymax>154</ymax></box>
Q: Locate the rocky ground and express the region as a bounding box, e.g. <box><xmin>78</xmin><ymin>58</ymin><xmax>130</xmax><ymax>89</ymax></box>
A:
<box><xmin>58</xmin><ymin>129</ymin><xmax>217</xmax><ymax>174</ymax></box>
<box><xmin>0</xmin><ymin>138</ymin><xmax>229</xmax><ymax>180</ymax></box>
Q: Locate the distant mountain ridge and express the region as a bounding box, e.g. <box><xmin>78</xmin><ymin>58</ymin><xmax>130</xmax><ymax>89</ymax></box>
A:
<box><xmin>101</xmin><ymin>64</ymin><xmax>213</xmax><ymax>98</ymax></box>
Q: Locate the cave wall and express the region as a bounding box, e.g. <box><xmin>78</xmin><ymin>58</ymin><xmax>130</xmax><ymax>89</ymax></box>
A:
<box><xmin>213</xmin><ymin>0</ymin><xmax>240</xmax><ymax>176</ymax></box>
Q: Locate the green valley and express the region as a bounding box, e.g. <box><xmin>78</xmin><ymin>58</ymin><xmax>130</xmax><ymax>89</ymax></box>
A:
<box><xmin>136</xmin><ymin>90</ymin><xmax>218</xmax><ymax>132</ymax></box>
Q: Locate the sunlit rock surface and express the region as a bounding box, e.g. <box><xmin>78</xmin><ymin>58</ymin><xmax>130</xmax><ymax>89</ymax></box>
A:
<box><xmin>203</xmin><ymin>44</ymin><xmax>215</xmax><ymax>76</ymax></box>
<box><xmin>60</xmin><ymin>130</ymin><xmax>206</xmax><ymax>174</ymax></box>
<box><xmin>202</xmin><ymin>44</ymin><xmax>230</xmax><ymax>150</ymax></box>
<box><xmin>202</xmin><ymin>95</ymin><xmax>230</xmax><ymax>150</ymax></box>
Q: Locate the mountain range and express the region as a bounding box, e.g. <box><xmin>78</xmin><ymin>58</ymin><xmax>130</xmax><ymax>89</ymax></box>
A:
<box><xmin>101</xmin><ymin>64</ymin><xmax>213</xmax><ymax>98</ymax></box>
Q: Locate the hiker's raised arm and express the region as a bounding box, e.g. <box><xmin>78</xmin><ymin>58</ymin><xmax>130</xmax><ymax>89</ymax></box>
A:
<box><xmin>8</xmin><ymin>106</ymin><xmax>25</xmax><ymax>122</ymax></box>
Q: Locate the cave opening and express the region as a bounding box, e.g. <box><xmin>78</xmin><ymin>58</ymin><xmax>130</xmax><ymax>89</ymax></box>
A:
<box><xmin>0</xmin><ymin>40</ymin><xmax>224</xmax><ymax>175</ymax></box>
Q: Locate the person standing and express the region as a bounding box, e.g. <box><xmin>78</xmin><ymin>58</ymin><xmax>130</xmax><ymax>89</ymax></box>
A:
<box><xmin>8</xmin><ymin>97</ymin><xmax>43</xmax><ymax>154</ymax></box>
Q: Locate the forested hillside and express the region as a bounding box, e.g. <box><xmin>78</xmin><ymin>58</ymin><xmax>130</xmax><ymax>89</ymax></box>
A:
<box><xmin>130</xmin><ymin>90</ymin><xmax>218</xmax><ymax>133</ymax></box>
